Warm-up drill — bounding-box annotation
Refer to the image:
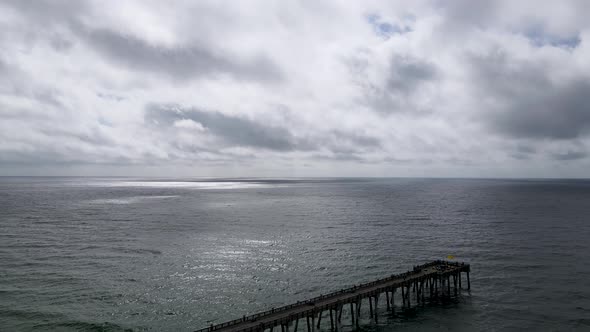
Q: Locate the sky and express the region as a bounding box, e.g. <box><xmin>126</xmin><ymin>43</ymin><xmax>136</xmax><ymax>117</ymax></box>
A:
<box><xmin>1</xmin><ymin>0</ymin><xmax>590</xmax><ymax>178</ymax></box>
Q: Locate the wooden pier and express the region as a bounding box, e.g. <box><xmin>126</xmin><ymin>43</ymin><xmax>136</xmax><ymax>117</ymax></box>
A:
<box><xmin>195</xmin><ymin>260</ymin><xmax>470</xmax><ymax>332</ymax></box>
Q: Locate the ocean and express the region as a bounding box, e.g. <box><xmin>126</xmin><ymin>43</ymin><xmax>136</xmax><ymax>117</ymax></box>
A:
<box><xmin>1</xmin><ymin>177</ymin><xmax>589</xmax><ymax>331</ymax></box>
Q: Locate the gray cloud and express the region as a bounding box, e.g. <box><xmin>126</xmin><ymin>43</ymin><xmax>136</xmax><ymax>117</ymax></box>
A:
<box><xmin>2</xmin><ymin>1</ymin><xmax>282</xmax><ymax>83</ymax></box>
<box><xmin>80</xmin><ymin>27</ymin><xmax>282</xmax><ymax>82</ymax></box>
<box><xmin>551</xmin><ymin>150</ymin><xmax>587</xmax><ymax>161</ymax></box>
<box><xmin>509</xmin><ymin>144</ymin><xmax>537</xmax><ymax>160</ymax></box>
<box><xmin>311</xmin><ymin>153</ymin><xmax>365</xmax><ymax>162</ymax></box>
<box><xmin>0</xmin><ymin>59</ymin><xmax>63</xmax><ymax>108</ymax></box>
<box><xmin>335</xmin><ymin>131</ymin><xmax>380</xmax><ymax>147</ymax></box>
<box><xmin>1</xmin><ymin>0</ymin><xmax>87</xmax><ymax>24</ymax></box>
<box><xmin>355</xmin><ymin>54</ymin><xmax>438</xmax><ymax>114</ymax></box>
<box><xmin>387</xmin><ymin>56</ymin><xmax>437</xmax><ymax>94</ymax></box>
<box><xmin>146</xmin><ymin>105</ymin><xmax>301</xmax><ymax>151</ymax></box>
<box><xmin>440</xmin><ymin>0</ymin><xmax>499</xmax><ymax>28</ymax></box>
<box><xmin>469</xmin><ymin>51</ymin><xmax>590</xmax><ymax>140</ymax></box>
<box><xmin>524</xmin><ymin>26</ymin><xmax>581</xmax><ymax>49</ymax></box>
<box><xmin>38</xmin><ymin>127</ymin><xmax>114</xmax><ymax>146</ymax></box>
<box><xmin>145</xmin><ymin>105</ymin><xmax>383</xmax><ymax>160</ymax></box>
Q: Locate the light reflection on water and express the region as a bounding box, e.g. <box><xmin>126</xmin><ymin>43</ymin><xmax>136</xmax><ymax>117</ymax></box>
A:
<box><xmin>87</xmin><ymin>180</ymin><xmax>274</xmax><ymax>189</ymax></box>
<box><xmin>87</xmin><ymin>195</ymin><xmax>180</xmax><ymax>205</ymax></box>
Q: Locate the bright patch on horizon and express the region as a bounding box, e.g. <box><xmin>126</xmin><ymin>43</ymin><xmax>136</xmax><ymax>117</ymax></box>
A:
<box><xmin>90</xmin><ymin>181</ymin><xmax>273</xmax><ymax>190</ymax></box>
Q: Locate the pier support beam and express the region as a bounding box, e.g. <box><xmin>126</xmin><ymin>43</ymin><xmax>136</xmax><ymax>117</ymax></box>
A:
<box><xmin>421</xmin><ymin>280</ymin><xmax>425</xmax><ymax>303</ymax></box>
<box><xmin>401</xmin><ymin>285</ymin><xmax>405</xmax><ymax>307</ymax></box>
<box><xmin>447</xmin><ymin>275</ymin><xmax>451</xmax><ymax>296</ymax></box>
<box><xmin>355</xmin><ymin>300</ymin><xmax>361</xmax><ymax>329</ymax></box>
<box><xmin>329</xmin><ymin>309</ymin><xmax>334</xmax><ymax>331</ymax></box>
<box><xmin>335</xmin><ymin>305</ymin><xmax>343</xmax><ymax>332</ymax></box>
<box><xmin>282</xmin><ymin>322</ymin><xmax>291</xmax><ymax>332</ymax></box>
<box><xmin>391</xmin><ymin>288</ymin><xmax>396</xmax><ymax>315</ymax></box>
<box><xmin>434</xmin><ymin>277</ymin><xmax>438</xmax><ymax>298</ymax></box>
<box><xmin>374</xmin><ymin>294</ymin><xmax>380</xmax><ymax>323</ymax></box>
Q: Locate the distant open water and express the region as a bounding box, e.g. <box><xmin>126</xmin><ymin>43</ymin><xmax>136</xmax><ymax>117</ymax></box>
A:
<box><xmin>1</xmin><ymin>177</ymin><xmax>590</xmax><ymax>331</ymax></box>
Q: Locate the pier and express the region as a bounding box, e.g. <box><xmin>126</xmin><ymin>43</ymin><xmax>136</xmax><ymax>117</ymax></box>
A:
<box><xmin>195</xmin><ymin>260</ymin><xmax>470</xmax><ymax>332</ymax></box>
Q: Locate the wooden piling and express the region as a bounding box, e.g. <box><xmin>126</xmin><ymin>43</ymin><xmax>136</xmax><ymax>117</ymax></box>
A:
<box><xmin>355</xmin><ymin>300</ymin><xmax>360</xmax><ymax>329</ymax></box>
<box><xmin>401</xmin><ymin>285</ymin><xmax>406</xmax><ymax>307</ymax></box>
<box><xmin>316</xmin><ymin>311</ymin><xmax>322</xmax><ymax>329</ymax></box>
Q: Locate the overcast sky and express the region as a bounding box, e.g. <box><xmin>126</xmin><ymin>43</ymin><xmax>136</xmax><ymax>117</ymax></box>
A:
<box><xmin>1</xmin><ymin>0</ymin><xmax>590</xmax><ymax>177</ymax></box>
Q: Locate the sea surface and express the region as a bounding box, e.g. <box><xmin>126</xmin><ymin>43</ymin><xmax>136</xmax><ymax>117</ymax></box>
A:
<box><xmin>1</xmin><ymin>177</ymin><xmax>589</xmax><ymax>331</ymax></box>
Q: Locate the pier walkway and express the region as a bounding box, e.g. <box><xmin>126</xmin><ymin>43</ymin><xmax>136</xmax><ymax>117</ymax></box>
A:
<box><xmin>196</xmin><ymin>260</ymin><xmax>470</xmax><ymax>332</ymax></box>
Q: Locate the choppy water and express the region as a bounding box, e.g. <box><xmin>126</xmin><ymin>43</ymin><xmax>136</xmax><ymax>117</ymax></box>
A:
<box><xmin>1</xmin><ymin>177</ymin><xmax>590</xmax><ymax>331</ymax></box>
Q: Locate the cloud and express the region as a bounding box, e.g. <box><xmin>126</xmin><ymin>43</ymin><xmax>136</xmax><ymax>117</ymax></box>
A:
<box><xmin>145</xmin><ymin>104</ymin><xmax>302</xmax><ymax>151</ymax></box>
<box><xmin>551</xmin><ymin>150</ymin><xmax>587</xmax><ymax>161</ymax></box>
<box><xmin>353</xmin><ymin>53</ymin><xmax>439</xmax><ymax>114</ymax></box>
<box><xmin>387</xmin><ymin>55</ymin><xmax>437</xmax><ymax>94</ymax></box>
<box><xmin>79</xmin><ymin>27</ymin><xmax>282</xmax><ymax>82</ymax></box>
<box><xmin>1</xmin><ymin>0</ymin><xmax>87</xmax><ymax>24</ymax></box>
<box><xmin>2</xmin><ymin>0</ymin><xmax>590</xmax><ymax>177</ymax></box>
<box><xmin>469</xmin><ymin>51</ymin><xmax>590</xmax><ymax>140</ymax></box>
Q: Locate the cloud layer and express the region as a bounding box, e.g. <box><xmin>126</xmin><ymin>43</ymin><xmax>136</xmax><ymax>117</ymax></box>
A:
<box><xmin>1</xmin><ymin>0</ymin><xmax>590</xmax><ymax>177</ymax></box>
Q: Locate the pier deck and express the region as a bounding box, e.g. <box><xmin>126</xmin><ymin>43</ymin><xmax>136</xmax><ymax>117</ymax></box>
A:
<box><xmin>196</xmin><ymin>260</ymin><xmax>470</xmax><ymax>332</ymax></box>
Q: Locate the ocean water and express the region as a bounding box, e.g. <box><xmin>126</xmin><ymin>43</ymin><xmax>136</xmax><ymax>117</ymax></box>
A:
<box><xmin>1</xmin><ymin>177</ymin><xmax>589</xmax><ymax>331</ymax></box>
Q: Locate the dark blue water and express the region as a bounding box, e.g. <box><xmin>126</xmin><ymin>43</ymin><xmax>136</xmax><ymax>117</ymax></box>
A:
<box><xmin>1</xmin><ymin>177</ymin><xmax>589</xmax><ymax>331</ymax></box>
